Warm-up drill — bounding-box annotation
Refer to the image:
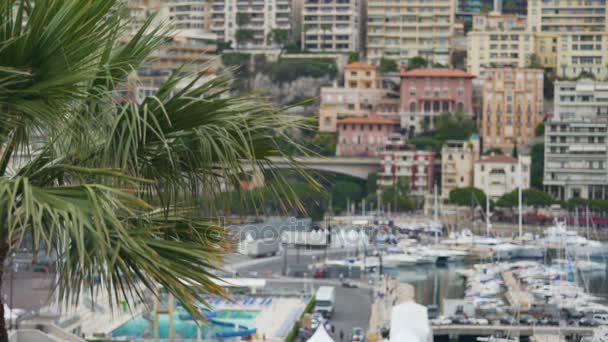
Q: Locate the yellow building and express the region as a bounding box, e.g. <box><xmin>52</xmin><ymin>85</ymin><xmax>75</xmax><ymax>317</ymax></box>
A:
<box><xmin>527</xmin><ymin>0</ymin><xmax>608</xmax><ymax>79</ymax></box>
<box><xmin>319</xmin><ymin>63</ymin><xmax>387</xmax><ymax>132</ymax></box>
<box><xmin>366</xmin><ymin>0</ymin><xmax>454</xmax><ymax>66</ymax></box>
<box><xmin>441</xmin><ymin>135</ymin><xmax>481</xmax><ymax>199</ymax></box>
<box><xmin>481</xmin><ymin>68</ymin><xmax>544</xmax><ymax>150</ymax></box>
<box><xmin>466</xmin><ymin>12</ymin><xmax>535</xmax><ymax>77</ymax></box>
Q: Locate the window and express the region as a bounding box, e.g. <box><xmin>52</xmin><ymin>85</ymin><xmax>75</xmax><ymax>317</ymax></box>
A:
<box><xmin>410</xmin><ymin>102</ymin><xmax>416</xmax><ymax>112</ymax></box>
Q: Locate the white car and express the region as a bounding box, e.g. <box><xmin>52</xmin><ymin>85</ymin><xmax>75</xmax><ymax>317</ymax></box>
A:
<box><xmin>430</xmin><ymin>316</ymin><xmax>453</xmax><ymax>326</ymax></box>
<box><xmin>472</xmin><ymin>318</ymin><xmax>489</xmax><ymax>325</ymax></box>
<box><xmin>310</xmin><ymin>313</ymin><xmax>324</xmax><ymax>330</ymax></box>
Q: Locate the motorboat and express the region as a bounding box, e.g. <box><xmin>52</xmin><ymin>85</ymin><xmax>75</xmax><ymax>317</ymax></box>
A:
<box><xmin>382</xmin><ymin>254</ymin><xmax>418</xmax><ymax>267</ymax></box>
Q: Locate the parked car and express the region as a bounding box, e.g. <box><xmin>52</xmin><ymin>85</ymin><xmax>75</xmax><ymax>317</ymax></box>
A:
<box><xmin>472</xmin><ymin>318</ymin><xmax>489</xmax><ymax>325</ymax></box>
<box><xmin>452</xmin><ymin>315</ymin><xmax>471</xmax><ymax>325</ymax></box>
<box><xmin>310</xmin><ymin>313</ymin><xmax>324</xmax><ymax>330</ymax></box>
<box><xmin>352</xmin><ymin>327</ymin><xmax>365</xmax><ymax>342</ymax></box>
<box><xmin>538</xmin><ymin>317</ymin><xmax>560</xmax><ymax>326</ymax></box>
<box><xmin>519</xmin><ymin>314</ymin><xmax>538</xmax><ymax>325</ymax></box>
<box><xmin>580</xmin><ymin>317</ymin><xmax>601</xmax><ymax>327</ymax></box>
<box><xmin>500</xmin><ymin>316</ymin><xmax>518</xmax><ymax>325</ymax></box>
<box><xmin>430</xmin><ymin>316</ymin><xmax>452</xmax><ymax>326</ymax></box>
<box><xmin>342</xmin><ymin>279</ymin><xmax>358</xmax><ymax>288</ymax></box>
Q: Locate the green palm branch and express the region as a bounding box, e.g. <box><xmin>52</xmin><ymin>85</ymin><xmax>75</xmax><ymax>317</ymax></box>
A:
<box><xmin>0</xmin><ymin>0</ymin><xmax>318</xmax><ymax>339</ymax></box>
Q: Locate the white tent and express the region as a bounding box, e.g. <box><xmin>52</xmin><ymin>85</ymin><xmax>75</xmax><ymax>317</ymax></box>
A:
<box><xmin>307</xmin><ymin>324</ymin><xmax>335</xmax><ymax>342</ymax></box>
<box><xmin>389</xmin><ymin>302</ymin><xmax>431</xmax><ymax>342</ymax></box>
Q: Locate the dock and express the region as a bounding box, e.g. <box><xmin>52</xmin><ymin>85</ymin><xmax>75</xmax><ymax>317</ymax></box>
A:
<box><xmin>530</xmin><ymin>333</ymin><xmax>566</xmax><ymax>342</ymax></box>
<box><xmin>502</xmin><ymin>270</ymin><xmax>533</xmax><ymax>309</ymax></box>
<box><xmin>367</xmin><ymin>276</ymin><xmax>414</xmax><ymax>336</ymax></box>
<box><xmin>432</xmin><ymin>324</ymin><xmax>595</xmax><ymax>338</ymax></box>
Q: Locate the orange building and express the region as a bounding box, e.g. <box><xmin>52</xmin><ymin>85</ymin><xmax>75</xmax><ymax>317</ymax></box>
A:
<box><xmin>481</xmin><ymin>68</ymin><xmax>544</xmax><ymax>150</ymax></box>
<box><xmin>318</xmin><ymin>62</ymin><xmax>388</xmax><ymax>132</ymax></box>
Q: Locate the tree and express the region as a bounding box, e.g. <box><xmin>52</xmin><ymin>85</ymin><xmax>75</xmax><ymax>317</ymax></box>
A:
<box><xmin>348</xmin><ymin>51</ymin><xmax>360</xmax><ymax>63</ymax></box>
<box><xmin>407</xmin><ymin>56</ymin><xmax>429</xmax><ymax>70</ymax></box>
<box><xmin>268</xmin><ymin>28</ymin><xmax>289</xmax><ymax>57</ymax></box>
<box><xmin>535</xmin><ymin>122</ymin><xmax>545</xmax><ymax>137</ymax></box>
<box><xmin>331</xmin><ymin>181</ymin><xmax>364</xmax><ymax>213</ymax></box>
<box><xmin>530</xmin><ymin>144</ymin><xmax>545</xmax><ymax>190</ymax></box>
<box><xmin>495</xmin><ymin>189</ymin><xmax>554</xmax><ymax>208</ymax></box>
<box><xmin>235</xmin><ymin>29</ymin><xmax>255</xmax><ymax>49</ymax></box>
<box><xmin>483</xmin><ymin>147</ymin><xmax>504</xmax><ymax>156</ymax></box>
<box><xmin>511</xmin><ymin>143</ymin><xmax>518</xmax><ymax>158</ymax></box>
<box><xmin>576</xmin><ymin>70</ymin><xmax>596</xmax><ymax>80</ymax></box>
<box><xmin>449</xmin><ymin>187</ymin><xmax>487</xmax><ymax>207</ymax></box>
<box><xmin>528</xmin><ymin>53</ymin><xmax>543</xmax><ymax>69</ymax></box>
<box><xmin>366</xmin><ymin>173</ymin><xmax>379</xmax><ymax>195</ymax></box>
<box><xmin>544</xmin><ymin>69</ymin><xmax>555</xmax><ymax>100</ymax></box>
<box><xmin>435</xmin><ymin>112</ymin><xmax>477</xmax><ymax>141</ymax></box>
<box><xmin>379</xmin><ymin>57</ymin><xmax>399</xmax><ymax>72</ymax></box>
<box><xmin>0</xmin><ymin>1</ymin><xmax>313</xmax><ymax>340</ymax></box>
<box><xmin>309</xmin><ymin>133</ymin><xmax>336</xmax><ymax>156</ymax></box>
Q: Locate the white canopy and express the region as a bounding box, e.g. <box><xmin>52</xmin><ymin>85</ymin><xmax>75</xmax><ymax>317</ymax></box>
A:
<box><xmin>307</xmin><ymin>324</ymin><xmax>335</xmax><ymax>342</ymax></box>
<box><xmin>390</xmin><ymin>302</ymin><xmax>430</xmax><ymax>342</ymax></box>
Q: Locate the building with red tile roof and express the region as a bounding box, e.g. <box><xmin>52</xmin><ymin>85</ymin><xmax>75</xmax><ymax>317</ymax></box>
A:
<box><xmin>398</xmin><ymin>68</ymin><xmax>475</xmax><ymax>134</ymax></box>
<box><xmin>336</xmin><ymin>116</ymin><xmax>400</xmax><ymax>157</ymax></box>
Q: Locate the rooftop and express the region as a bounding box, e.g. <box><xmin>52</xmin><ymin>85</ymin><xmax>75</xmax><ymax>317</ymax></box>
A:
<box><xmin>337</xmin><ymin>116</ymin><xmax>399</xmax><ymax>125</ymax></box>
<box><xmin>345</xmin><ymin>62</ymin><xmax>377</xmax><ymax>70</ymax></box>
<box><xmin>477</xmin><ymin>155</ymin><xmax>518</xmax><ymax>164</ymax></box>
<box><xmin>400</xmin><ymin>68</ymin><xmax>475</xmax><ymax>78</ymax></box>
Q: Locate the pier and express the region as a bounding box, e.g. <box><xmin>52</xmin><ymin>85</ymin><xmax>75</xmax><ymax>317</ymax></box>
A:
<box><xmin>367</xmin><ymin>276</ymin><xmax>415</xmax><ymax>340</ymax></box>
<box><xmin>432</xmin><ymin>324</ymin><xmax>595</xmax><ymax>339</ymax></box>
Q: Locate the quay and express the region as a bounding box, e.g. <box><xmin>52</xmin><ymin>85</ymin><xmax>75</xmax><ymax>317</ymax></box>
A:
<box><xmin>432</xmin><ymin>324</ymin><xmax>595</xmax><ymax>339</ymax></box>
<box><xmin>367</xmin><ymin>276</ymin><xmax>415</xmax><ymax>340</ymax></box>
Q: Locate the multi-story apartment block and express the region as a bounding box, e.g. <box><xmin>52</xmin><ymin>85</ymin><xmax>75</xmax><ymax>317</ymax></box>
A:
<box><xmin>160</xmin><ymin>0</ymin><xmax>213</xmax><ymax>32</ymax></box>
<box><xmin>474</xmin><ymin>154</ymin><xmax>531</xmax><ymax>200</ymax></box>
<box><xmin>126</xmin><ymin>0</ymin><xmax>161</xmax><ymax>33</ymax></box>
<box><xmin>336</xmin><ymin>117</ymin><xmax>400</xmax><ymax>157</ymax></box>
<box><xmin>367</xmin><ymin>0</ymin><xmax>454</xmax><ymax>66</ymax></box>
<box><xmin>544</xmin><ymin>79</ymin><xmax>608</xmax><ymax>201</ymax></box>
<box><xmin>301</xmin><ymin>0</ymin><xmax>363</xmax><ymax>52</ymax></box>
<box><xmin>121</xmin><ymin>33</ymin><xmax>218</xmax><ymax>102</ymax></box>
<box><xmin>481</xmin><ymin>68</ymin><xmax>543</xmax><ymax>149</ymax></box>
<box><xmin>319</xmin><ymin>63</ymin><xmax>388</xmax><ymax>132</ymax></box>
<box><xmin>527</xmin><ymin>0</ymin><xmax>608</xmax><ymax>79</ymax></box>
<box><xmin>379</xmin><ymin>139</ymin><xmax>436</xmax><ymax>195</ymax></box>
<box><xmin>441</xmin><ymin>135</ymin><xmax>481</xmax><ymax>199</ymax></box>
<box><xmin>211</xmin><ymin>0</ymin><xmax>292</xmax><ymax>49</ymax></box>
<box><xmin>399</xmin><ymin>68</ymin><xmax>475</xmax><ymax>133</ymax></box>
<box><xmin>466</xmin><ymin>12</ymin><xmax>535</xmax><ymax>77</ymax></box>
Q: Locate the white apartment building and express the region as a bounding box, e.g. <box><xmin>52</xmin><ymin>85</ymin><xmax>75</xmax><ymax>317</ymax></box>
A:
<box><xmin>441</xmin><ymin>136</ymin><xmax>481</xmax><ymax>199</ymax></box>
<box><xmin>160</xmin><ymin>0</ymin><xmax>213</xmax><ymax>31</ymax></box>
<box><xmin>544</xmin><ymin>79</ymin><xmax>608</xmax><ymax>200</ymax></box>
<box><xmin>210</xmin><ymin>0</ymin><xmax>292</xmax><ymax>49</ymax></box>
<box><xmin>367</xmin><ymin>0</ymin><xmax>454</xmax><ymax>66</ymax></box>
<box><xmin>527</xmin><ymin>0</ymin><xmax>608</xmax><ymax>79</ymax></box>
<box><xmin>474</xmin><ymin>154</ymin><xmax>531</xmax><ymax>201</ymax></box>
<box><xmin>301</xmin><ymin>0</ymin><xmax>363</xmax><ymax>52</ymax></box>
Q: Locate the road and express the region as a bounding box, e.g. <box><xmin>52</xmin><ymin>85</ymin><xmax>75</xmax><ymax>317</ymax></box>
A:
<box><xmin>266</xmin><ymin>279</ymin><xmax>372</xmax><ymax>342</ymax></box>
<box><xmin>228</xmin><ymin>246</ymin><xmax>362</xmax><ymax>275</ymax></box>
<box><xmin>228</xmin><ymin>248</ymin><xmax>373</xmax><ymax>341</ymax></box>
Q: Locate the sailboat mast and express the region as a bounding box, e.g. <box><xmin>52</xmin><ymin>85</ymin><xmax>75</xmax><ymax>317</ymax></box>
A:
<box><xmin>434</xmin><ymin>183</ymin><xmax>439</xmax><ymax>245</ymax></box>
<box><xmin>486</xmin><ymin>176</ymin><xmax>491</xmax><ymax>236</ymax></box>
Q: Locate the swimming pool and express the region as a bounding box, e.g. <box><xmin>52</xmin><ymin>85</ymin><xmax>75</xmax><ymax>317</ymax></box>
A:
<box><xmin>111</xmin><ymin>309</ymin><xmax>259</xmax><ymax>340</ymax></box>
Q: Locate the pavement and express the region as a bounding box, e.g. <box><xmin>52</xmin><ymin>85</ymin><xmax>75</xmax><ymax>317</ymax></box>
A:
<box><xmin>266</xmin><ymin>280</ymin><xmax>372</xmax><ymax>342</ymax></box>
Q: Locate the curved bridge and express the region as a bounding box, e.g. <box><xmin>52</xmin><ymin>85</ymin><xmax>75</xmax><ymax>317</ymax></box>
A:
<box><xmin>260</xmin><ymin>156</ymin><xmax>380</xmax><ymax>180</ymax></box>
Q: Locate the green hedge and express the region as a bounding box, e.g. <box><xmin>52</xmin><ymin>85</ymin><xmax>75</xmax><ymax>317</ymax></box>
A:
<box><xmin>285</xmin><ymin>295</ymin><xmax>316</xmax><ymax>342</ymax></box>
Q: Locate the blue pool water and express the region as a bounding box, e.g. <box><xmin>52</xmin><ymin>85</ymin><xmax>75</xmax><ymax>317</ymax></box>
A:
<box><xmin>111</xmin><ymin>309</ymin><xmax>259</xmax><ymax>340</ymax></box>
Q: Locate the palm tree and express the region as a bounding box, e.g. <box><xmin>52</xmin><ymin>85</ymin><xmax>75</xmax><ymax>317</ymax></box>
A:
<box><xmin>0</xmin><ymin>1</ymin><xmax>312</xmax><ymax>340</ymax></box>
